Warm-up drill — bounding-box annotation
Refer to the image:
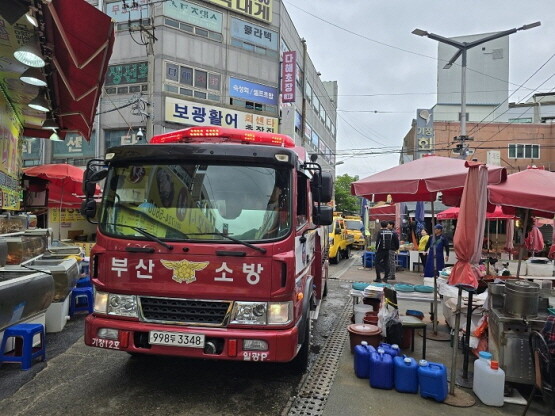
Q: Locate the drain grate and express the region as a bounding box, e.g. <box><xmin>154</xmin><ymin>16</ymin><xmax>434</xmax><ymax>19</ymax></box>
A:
<box><xmin>286</xmin><ymin>297</ymin><xmax>353</xmax><ymax>416</ymax></box>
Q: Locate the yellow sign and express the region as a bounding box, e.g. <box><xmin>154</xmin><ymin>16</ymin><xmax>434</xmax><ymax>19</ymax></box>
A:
<box><xmin>49</xmin><ymin>208</ymin><xmax>85</xmax><ymax>222</ymax></box>
<box><xmin>205</xmin><ymin>0</ymin><xmax>272</xmax><ymax>23</ymax></box>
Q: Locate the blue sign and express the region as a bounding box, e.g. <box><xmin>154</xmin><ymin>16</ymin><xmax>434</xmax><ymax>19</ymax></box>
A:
<box><xmin>230</xmin><ymin>18</ymin><xmax>278</xmax><ymax>51</ymax></box>
<box><xmin>229</xmin><ymin>78</ymin><xmax>278</xmax><ymax>106</ymax></box>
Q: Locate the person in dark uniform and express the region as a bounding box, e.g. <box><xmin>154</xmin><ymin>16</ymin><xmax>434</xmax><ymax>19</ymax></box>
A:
<box><xmin>424</xmin><ymin>224</ymin><xmax>450</xmax><ymax>278</ymax></box>
<box><xmin>374</xmin><ymin>220</ymin><xmax>399</xmax><ymax>283</ymax></box>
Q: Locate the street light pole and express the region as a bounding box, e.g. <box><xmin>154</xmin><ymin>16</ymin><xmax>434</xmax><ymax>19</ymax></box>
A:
<box><xmin>412</xmin><ymin>22</ymin><xmax>541</xmax><ymax>154</ymax></box>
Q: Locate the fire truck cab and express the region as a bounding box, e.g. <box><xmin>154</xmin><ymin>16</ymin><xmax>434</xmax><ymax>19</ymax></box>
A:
<box><xmin>80</xmin><ymin>127</ymin><xmax>333</xmax><ymax>372</ymax></box>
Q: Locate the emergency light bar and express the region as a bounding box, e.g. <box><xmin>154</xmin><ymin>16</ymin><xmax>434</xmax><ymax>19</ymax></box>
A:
<box><xmin>150</xmin><ymin>126</ymin><xmax>296</xmax><ymax>148</ymax></box>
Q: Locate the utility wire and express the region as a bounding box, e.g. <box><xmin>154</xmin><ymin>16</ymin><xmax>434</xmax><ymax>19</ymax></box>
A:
<box><xmin>285</xmin><ymin>1</ymin><xmax>539</xmax><ymax>90</ymax></box>
<box><xmin>467</xmin><ymin>53</ymin><xmax>555</xmax><ymax>137</ymax></box>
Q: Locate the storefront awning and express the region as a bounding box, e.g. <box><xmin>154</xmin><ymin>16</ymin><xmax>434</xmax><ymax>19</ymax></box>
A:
<box><xmin>22</xmin><ymin>0</ymin><xmax>115</xmax><ymax>141</ymax></box>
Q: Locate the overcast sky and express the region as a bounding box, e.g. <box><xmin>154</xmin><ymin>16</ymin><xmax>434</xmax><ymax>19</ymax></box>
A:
<box><xmin>285</xmin><ymin>0</ymin><xmax>555</xmax><ymax>179</ymax></box>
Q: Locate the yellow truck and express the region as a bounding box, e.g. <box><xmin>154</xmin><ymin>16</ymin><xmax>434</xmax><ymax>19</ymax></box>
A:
<box><xmin>328</xmin><ymin>215</ymin><xmax>354</xmax><ymax>264</ymax></box>
<box><xmin>344</xmin><ymin>215</ymin><xmax>365</xmax><ymax>249</ymax></box>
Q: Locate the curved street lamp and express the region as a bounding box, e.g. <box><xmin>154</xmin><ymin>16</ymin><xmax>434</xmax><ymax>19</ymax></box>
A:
<box><xmin>412</xmin><ymin>22</ymin><xmax>541</xmax><ymax>148</ymax></box>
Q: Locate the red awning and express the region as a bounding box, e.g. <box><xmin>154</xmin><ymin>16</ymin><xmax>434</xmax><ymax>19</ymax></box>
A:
<box><xmin>24</xmin><ymin>0</ymin><xmax>115</xmax><ymax>140</ymax></box>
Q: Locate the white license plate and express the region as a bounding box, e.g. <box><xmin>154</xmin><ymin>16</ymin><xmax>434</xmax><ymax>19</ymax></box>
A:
<box><xmin>148</xmin><ymin>331</ymin><xmax>205</xmax><ymax>348</ymax></box>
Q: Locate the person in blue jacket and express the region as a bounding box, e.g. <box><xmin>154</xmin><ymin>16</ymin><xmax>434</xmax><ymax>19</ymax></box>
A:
<box><xmin>424</xmin><ymin>224</ymin><xmax>450</xmax><ymax>277</ymax></box>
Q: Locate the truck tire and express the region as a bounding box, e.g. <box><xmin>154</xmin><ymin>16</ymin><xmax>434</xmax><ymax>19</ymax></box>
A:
<box><xmin>291</xmin><ymin>315</ymin><xmax>311</xmax><ymax>373</ymax></box>
<box><xmin>342</xmin><ymin>246</ymin><xmax>351</xmax><ymax>259</ymax></box>
<box><xmin>330</xmin><ymin>252</ymin><xmax>340</xmax><ymax>264</ymax></box>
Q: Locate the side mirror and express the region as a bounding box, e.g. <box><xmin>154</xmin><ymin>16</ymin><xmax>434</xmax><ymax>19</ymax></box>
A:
<box><xmin>82</xmin><ymin>168</ymin><xmax>108</xmax><ymax>196</ymax></box>
<box><xmin>80</xmin><ymin>199</ymin><xmax>97</xmax><ymax>219</ymax></box>
<box><xmin>313</xmin><ymin>205</ymin><xmax>333</xmax><ymax>226</ymax></box>
<box><xmin>311</xmin><ymin>172</ymin><xmax>333</xmax><ymax>204</ymax></box>
<box><xmin>84</xmin><ymin>182</ymin><xmax>97</xmax><ymax>198</ymax></box>
<box><xmin>319</xmin><ymin>172</ymin><xmax>333</xmax><ymax>203</ymax></box>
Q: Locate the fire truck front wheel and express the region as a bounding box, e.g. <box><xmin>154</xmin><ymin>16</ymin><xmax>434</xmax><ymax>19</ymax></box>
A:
<box><xmin>291</xmin><ymin>315</ymin><xmax>311</xmax><ymax>373</ymax></box>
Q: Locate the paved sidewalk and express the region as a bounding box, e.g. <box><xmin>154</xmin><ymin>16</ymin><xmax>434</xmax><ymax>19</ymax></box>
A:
<box><xmin>323</xmin><ymin>252</ymin><xmax>544</xmax><ymax>416</ymax></box>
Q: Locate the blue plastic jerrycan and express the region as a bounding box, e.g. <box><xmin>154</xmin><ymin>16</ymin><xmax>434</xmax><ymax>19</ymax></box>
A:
<box><xmin>369</xmin><ymin>348</ymin><xmax>394</xmax><ymax>389</ymax></box>
<box><xmin>418</xmin><ymin>360</ymin><xmax>448</xmax><ymax>402</ymax></box>
<box><xmin>394</xmin><ymin>356</ymin><xmax>418</xmax><ymax>393</ymax></box>
<box><xmin>354</xmin><ymin>341</ymin><xmax>376</xmax><ymax>378</ymax></box>
<box><xmin>379</xmin><ymin>342</ymin><xmax>401</xmax><ymax>358</ymax></box>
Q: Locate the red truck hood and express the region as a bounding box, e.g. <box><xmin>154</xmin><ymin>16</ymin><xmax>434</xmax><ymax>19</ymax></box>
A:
<box><xmin>95</xmin><ymin>249</ymin><xmax>284</xmax><ymax>300</ymax></box>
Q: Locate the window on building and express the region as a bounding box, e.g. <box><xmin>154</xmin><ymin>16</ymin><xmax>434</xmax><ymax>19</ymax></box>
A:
<box><xmin>229</xmin><ymin>98</ymin><xmax>276</xmax><ymax>115</ymax></box>
<box><xmin>312</xmin><ymin>94</ymin><xmax>320</xmax><ymax>113</ymax></box>
<box><xmin>508</xmin><ymin>117</ymin><xmax>532</xmax><ymax>123</ymax></box>
<box><xmin>164</xmin><ymin>61</ymin><xmax>221</xmax><ymax>102</ymax></box>
<box><xmin>508</xmin><ymin>144</ymin><xmax>540</xmax><ymax>159</ymax></box>
<box><xmin>163</xmin><ymin>18</ymin><xmax>223</xmax><ymax>43</ymax></box>
<box><xmin>305</xmin><ymin>82</ymin><xmax>312</xmax><ymax>103</ymax></box>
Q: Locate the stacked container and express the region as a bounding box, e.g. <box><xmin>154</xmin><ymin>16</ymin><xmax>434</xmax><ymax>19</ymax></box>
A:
<box><xmin>393</xmin><ymin>356</ymin><xmax>418</xmax><ymax>393</ymax></box>
<box><xmin>369</xmin><ymin>348</ymin><xmax>394</xmax><ymax>389</ymax></box>
<box><xmin>379</xmin><ymin>342</ymin><xmax>401</xmax><ymax>358</ymax></box>
<box><xmin>418</xmin><ymin>360</ymin><xmax>448</xmax><ymax>402</ymax></box>
<box><xmin>354</xmin><ymin>341</ymin><xmax>375</xmax><ymax>379</ymax></box>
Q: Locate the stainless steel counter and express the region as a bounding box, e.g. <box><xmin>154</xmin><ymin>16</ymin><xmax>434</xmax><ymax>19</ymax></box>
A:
<box><xmin>488</xmin><ymin>307</ymin><xmax>547</xmax><ymax>385</ymax></box>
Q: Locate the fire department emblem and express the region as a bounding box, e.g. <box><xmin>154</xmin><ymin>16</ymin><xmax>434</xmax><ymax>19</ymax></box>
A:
<box><xmin>160</xmin><ymin>259</ymin><xmax>209</xmax><ymax>284</ymax></box>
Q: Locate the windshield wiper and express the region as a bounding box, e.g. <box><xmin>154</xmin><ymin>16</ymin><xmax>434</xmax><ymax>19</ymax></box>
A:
<box><xmin>106</xmin><ymin>223</ymin><xmax>174</xmax><ymax>250</ymax></box>
<box><xmin>186</xmin><ymin>232</ymin><xmax>266</xmax><ymax>254</ymax></box>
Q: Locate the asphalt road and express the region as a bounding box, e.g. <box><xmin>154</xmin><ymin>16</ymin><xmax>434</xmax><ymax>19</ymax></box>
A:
<box><xmin>0</xmin><ymin>257</ymin><xmax>356</xmax><ymax>416</ymax></box>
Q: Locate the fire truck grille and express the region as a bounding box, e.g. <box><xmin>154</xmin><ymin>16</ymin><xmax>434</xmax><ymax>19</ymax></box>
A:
<box><xmin>139</xmin><ymin>297</ymin><xmax>231</xmax><ymax>326</ymax></box>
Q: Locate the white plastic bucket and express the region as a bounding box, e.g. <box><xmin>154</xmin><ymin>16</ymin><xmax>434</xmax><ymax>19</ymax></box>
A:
<box><xmin>354</xmin><ymin>304</ymin><xmax>373</xmax><ymax>324</ymax></box>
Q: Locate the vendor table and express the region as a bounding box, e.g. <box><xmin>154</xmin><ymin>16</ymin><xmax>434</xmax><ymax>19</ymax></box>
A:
<box><xmin>350</xmin><ymin>289</ymin><xmax>440</xmax><ymax>318</ymax></box>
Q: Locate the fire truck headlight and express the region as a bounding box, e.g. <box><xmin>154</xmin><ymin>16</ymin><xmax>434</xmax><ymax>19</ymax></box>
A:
<box><xmin>94</xmin><ymin>290</ymin><xmax>108</xmax><ymax>314</ymax></box>
<box><xmin>230</xmin><ymin>302</ymin><xmax>267</xmax><ymax>325</ymax></box>
<box><xmin>268</xmin><ymin>302</ymin><xmax>292</xmax><ymax>325</ymax></box>
<box><xmin>107</xmin><ymin>294</ymin><xmax>138</xmax><ymax>317</ymax></box>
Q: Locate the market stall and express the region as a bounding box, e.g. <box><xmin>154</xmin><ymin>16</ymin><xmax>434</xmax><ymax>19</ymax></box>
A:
<box><xmin>351</xmin><ymin>156</ymin><xmax>507</xmax><ymax>336</ymax></box>
<box><xmin>483</xmin><ymin>168</ymin><xmax>555</xmax><ymax>385</ymax></box>
<box><xmin>23</xmin><ymin>164</ymin><xmax>100</xmax><ymax>254</ymax></box>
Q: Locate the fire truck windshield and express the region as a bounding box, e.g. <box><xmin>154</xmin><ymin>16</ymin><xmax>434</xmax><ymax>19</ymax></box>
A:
<box><xmin>99</xmin><ymin>163</ymin><xmax>291</xmax><ymax>242</ymax></box>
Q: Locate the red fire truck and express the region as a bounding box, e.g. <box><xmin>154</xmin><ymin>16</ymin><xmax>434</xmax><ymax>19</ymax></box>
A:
<box><xmin>81</xmin><ymin>126</ymin><xmax>333</xmax><ymax>371</ymax></box>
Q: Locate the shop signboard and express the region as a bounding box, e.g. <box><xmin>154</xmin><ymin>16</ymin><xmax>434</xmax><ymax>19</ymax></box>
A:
<box><xmin>53</xmin><ymin>132</ymin><xmax>96</xmax><ymax>158</ymax></box>
<box><xmin>106</xmin><ymin>62</ymin><xmax>148</xmax><ymax>86</ymax></box>
<box><xmin>22</xmin><ymin>138</ymin><xmax>41</xmax><ymax>162</ymax></box>
<box><xmin>163</xmin><ymin>0</ymin><xmax>223</xmax><ymax>32</ymax></box>
<box><xmin>105</xmin><ymin>0</ymin><xmax>149</xmax><ymax>22</ymax></box>
<box><xmin>49</xmin><ymin>208</ymin><xmax>85</xmax><ymax>223</ymax></box>
<box><xmin>229</xmin><ymin>78</ymin><xmax>278</xmax><ymax>106</ymax></box>
<box><xmin>0</xmin><ymin>93</ymin><xmax>21</xmax><ymax>210</ymax></box>
<box><xmin>230</xmin><ymin>18</ymin><xmax>277</xmax><ymax>50</ymax></box>
<box><xmin>415</xmin><ymin>108</ymin><xmax>434</xmax><ymax>155</ymax></box>
<box><xmin>165</xmin><ymin>97</ymin><xmax>278</xmax><ymax>132</ymax></box>
<box><xmin>205</xmin><ymin>0</ymin><xmax>272</xmax><ymax>23</ymax></box>
<box><xmin>281</xmin><ymin>51</ymin><xmax>296</xmax><ymax>103</ymax></box>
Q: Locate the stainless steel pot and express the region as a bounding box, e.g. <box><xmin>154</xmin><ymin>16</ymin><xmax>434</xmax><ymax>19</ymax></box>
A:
<box><xmin>504</xmin><ymin>279</ymin><xmax>540</xmax><ymax>318</ymax></box>
<box><xmin>488</xmin><ymin>282</ymin><xmax>505</xmax><ymax>309</ymax></box>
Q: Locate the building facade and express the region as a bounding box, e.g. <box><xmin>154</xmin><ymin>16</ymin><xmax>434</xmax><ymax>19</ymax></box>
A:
<box><xmin>22</xmin><ymin>0</ymin><xmax>338</xmax><ymax>172</ymax></box>
<box><xmin>402</xmin><ymin>120</ymin><xmax>555</xmax><ymax>173</ymax></box>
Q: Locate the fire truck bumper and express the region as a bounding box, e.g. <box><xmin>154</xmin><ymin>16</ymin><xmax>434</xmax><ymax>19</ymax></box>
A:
<box><xmin>85</xmin><ymin>315</ymin><xmax>300</xmax><ymax>363</ymax></box>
